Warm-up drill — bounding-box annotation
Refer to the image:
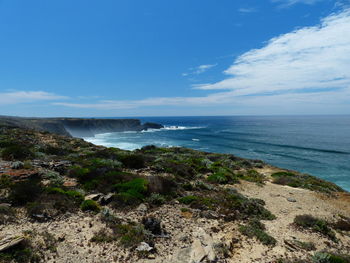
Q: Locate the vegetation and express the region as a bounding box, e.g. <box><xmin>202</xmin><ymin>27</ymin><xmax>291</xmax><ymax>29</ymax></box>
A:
<box><xmin>239</xmin><ymin>219</ymin><xmax>277</xmax><ymax>246</ymax></box>
<box><xmin>81</xmin><ymin>200</ymin><xmax>101</xmax><ymax>213</ymax></box>
<box><xmin>313</xmin><ymin>252</ymin><xmax>350</xmax><ymax>263</ymax></box>
<box><xmin>0</xmin><ymin>239</ymin><xmax>40</xmax><ymax>263</ymax></box>
<box><xmin>271</xmin><ymin>172</ymin><xmax>343</xmax><ymax>193</ymax></box>
<box><xmin>294</xmin><ymin>215</ymin><xmax>337</xmax><ymax>241</ymax></box>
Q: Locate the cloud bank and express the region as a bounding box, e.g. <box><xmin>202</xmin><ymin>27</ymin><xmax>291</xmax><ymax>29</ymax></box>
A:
<box><xmin>0</xmin><ymin>91</ymin><xmax>67</xmax><ymax>105</ymax></box>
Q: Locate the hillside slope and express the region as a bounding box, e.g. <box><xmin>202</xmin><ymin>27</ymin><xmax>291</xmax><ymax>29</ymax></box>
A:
<box><xmin>0</xmin><ymin>125</ymin><xmax>349</xmax><ymax>263</ymax></box>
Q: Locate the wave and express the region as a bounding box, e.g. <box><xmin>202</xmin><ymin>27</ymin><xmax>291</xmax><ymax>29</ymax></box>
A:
<box><xmin>141</xmin><ymin>125</ymin><xmax>205</xmax><ymax>133</ymax></box>
<box><xmin>194</xmin><ymin>132</ymin><xmax>350</xmax><ymax>155</ymax></box>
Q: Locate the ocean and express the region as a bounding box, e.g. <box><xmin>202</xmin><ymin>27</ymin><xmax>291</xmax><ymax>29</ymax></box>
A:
<box><xmin>84</xmin><ymin>115</ymin><xmax>350</xmax><ymax>191</ymax></box>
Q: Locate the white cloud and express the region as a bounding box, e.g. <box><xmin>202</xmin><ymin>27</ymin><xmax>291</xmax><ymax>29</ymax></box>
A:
<box><xmin>195</xmin><ymin>10</ymin><xmax>350</xmax><ymax>97</ymax></box>
<box><xmin>238</xmin><ymin>8</ymin><xmax>257</xmax><ymax>13</ymax></box>
<box><xmin>55</xmin><ymin>10</ymin><xmax>350</xmax><ymax>114</ymax></box>
<box><xmin>271</xmin><ymin>0</ymin><xmax>323</xmax><ymax>6</ymax></box>
<box><xmin>182</xmin><ymin>64</ymin><xmax>217</xmax><ymax>76</ymax></box>
<box><xmin>0</xmin><ymin>91</ymin><xmax>67</xmax><ymax>105</ymax></box>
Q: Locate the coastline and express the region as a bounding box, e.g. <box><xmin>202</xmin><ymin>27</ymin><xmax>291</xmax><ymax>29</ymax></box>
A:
<box><xmin>0</xmin><ymin>124</ymin><xmax>349</xmax><ymax>262</ymax></box>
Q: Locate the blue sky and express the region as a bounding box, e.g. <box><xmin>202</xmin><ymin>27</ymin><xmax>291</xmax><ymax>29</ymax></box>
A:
<box><xmin>0</xmin><ymin>0</ymin><xmax>349</xmax><ymax>117</ymax></box>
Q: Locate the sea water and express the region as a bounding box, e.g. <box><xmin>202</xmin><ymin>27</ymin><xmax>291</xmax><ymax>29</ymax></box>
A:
<box><xmin>84</xmin><ymin>115</ymin><xmax>350</xmax><ymax>191</ymax></box>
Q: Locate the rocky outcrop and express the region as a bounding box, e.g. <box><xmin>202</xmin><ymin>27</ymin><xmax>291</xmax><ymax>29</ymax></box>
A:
<box><xmin>0</xmin><ymin>116</ymin><xmax>163</xmax><ymax>137</ymax></box>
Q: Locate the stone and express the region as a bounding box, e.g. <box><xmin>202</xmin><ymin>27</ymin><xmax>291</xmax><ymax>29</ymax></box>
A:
<box><xmin>11</xmin><ymin>161</ymin><xmax>24</xmax><ymax>169</ymax></box>
<box><xmin>287</xmin><ymin>197</ymin><xmax>297</xmax><ymax>202</ymax></box>
<box><xmin>142</xmin><ymin>217</ymin><xmax>162</xmax><ymax>236</ymax></box>
<box><xmin>0</xmin><ymin>236</ymin><xmax>25</xmax><ymax>252</ymax></box>
<box><xmin>100</xmin><ymin>193</ymin><xmax>114</xmax><ymax>205</ymax></box>
<box><xmin>135</xmin><ymin>242</ymin><xmax>154</xmax><ymax>252</ymax></box>
<box><xmin>85</xmin><ymin>194</ymin><xmax>102</xmax><ymax>201</ymax></box>
<box><xmin>136</xmin><ymin>203</ymin><xmax>148</xmax><ymax>213</ymax></box>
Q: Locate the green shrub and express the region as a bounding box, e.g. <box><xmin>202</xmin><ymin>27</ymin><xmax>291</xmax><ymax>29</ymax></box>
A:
<box><xmin>239</xmin><ymin>219</ymin><xmax>277</xmax><ymax>246</ymax></box>
<box><xmin>113</xmin><ymin>223</ymin><xmax>151</xmax><ymax>248</ymax></box>
<box><xmin>271</xmin><ymin>172</ymin><xmax>343</xmax><ymax>193</ymax></box>
<box><xmin>46</xmin><ymin>187</ymin><xmax>84</xmax><ymax>204</ymax></box>
<box><xmin>146</xmin><ymin>193</ymin><xmax>166</xmax><ymax>206</ymax></box>
<box><xmin>313</xmin><ymin>252</ymin><xmax>350</xmax><ymax>263</ymax></box>
<box><xmin>0</xmin><ymin>174</ymin><xmax>13</xmax><ymax>189</ymax></box>
<box><xmin>294</xmin><ymin>215</ymin><xmax>337</xmax><ymax>241</ymax></box>
<box><xmin>119</xmin><ymin>154</ymin><xmax>145</xmax><ymax>169</ymax></box>
<box><xmin>0</xmin><ymin>239</ymin><xmax>41</xmax><ymax>263</ymax></box>
<box><xmin>178</xmin><ymin>195</ymin><xmax>199</xmax><ymax>205</ymax></box>
<box><xmin>9</xmin><ymin>179</ymin><xmax>43</xmax><ymax>206</ymax></box>
<box><xmin>1</xmin><ymin>145</ymin><xmax>34</xmax><ymax>161</ymax></box>
<box><xmin>91</xmin><ymin>229</ymin><xmax>117</xmax><ymax>243</ymax></box>
<box><xmin>114</xmin><ymin>178</ymin><xmax>148</xmax><ymax>199</ymax></box>
<box><xmin>0</xmin><ymin>205</ymin><xmax>16</xmax><ymax>225</ymax></box>
<box><xmin>81</xmin><ymin>200</ymin><xmax>101</xmax><ymax>213</ymax></box>
<box><xmin>240</xmin><ymin>169</ymin><xmax>265</xmax><ymax>184</ymax></box>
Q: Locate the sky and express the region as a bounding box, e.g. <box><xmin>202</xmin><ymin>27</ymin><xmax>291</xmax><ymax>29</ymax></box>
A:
<box><xmin>0</xmin><ymin>0</ymin><xmax>349</xmax><ymax>117</ymax></box>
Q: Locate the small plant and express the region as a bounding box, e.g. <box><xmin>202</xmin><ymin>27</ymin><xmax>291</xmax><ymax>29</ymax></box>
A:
<box><xmin>81</xmin><ymin>200</ymin><xmax>101</xmax><ymax>213</ymax></box>
<box><xmin>146</xmin><ymin>193</ymin><xmax>166</xmax><ymax>206</ymax></box>
<box><xmin>239</xmin><ymin>219</ymin><xmax>277</xmax><ymax>246</ymax></box>
<box><xmin>313</xmin><ymin>252</ymin><xmax>350</xmax><ymax>263</ymax></box>
<box><xmin>0</xmin><ymin>174</ymin><xmax>13</xmax><ymax>189</ymax></box>
<box><xmin>113</xmin><ymin>223</ymin><xmax>151</xmax><ymax>248</ymax></box>
<box><xmin>178</xmin><ymin>195</ymin><xmax>199</xmax><ymax>205</ymax></box>
<box><xmin>294</xmin><ymin>215</ymin><xmax>337</xmax><ymax>241</ymax></box>
<box><xmin>240</xmin><ymin>169</ymin><xmax>265</xmax><ymax>185</ymax></box>
<box><xmin>0</xmin><ymin>205</ymin><xmax>16</xmax><ymax>225</ymax></box>
<box><xmin>0</xmin><ymin>239</ymin><xmax>41</xmax><ymax>263</ymax></box>
<box><xmin>91</xmin><ymin>229</ymin><xmax>117</xmax><ymax>243</ymax></box>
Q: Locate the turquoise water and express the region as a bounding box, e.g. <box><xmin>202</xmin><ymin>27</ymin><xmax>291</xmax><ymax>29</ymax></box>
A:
<box><xmin>84</xmin><ymin>116</ymin><xmax>350</xmax><ymax>191</ymax></box>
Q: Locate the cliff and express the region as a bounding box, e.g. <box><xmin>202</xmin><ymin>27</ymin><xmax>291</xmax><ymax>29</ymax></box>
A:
<box><xmin>0</xmin><ymin>116</ymin><xmax>163</xmax><ymax>137</ymax></box>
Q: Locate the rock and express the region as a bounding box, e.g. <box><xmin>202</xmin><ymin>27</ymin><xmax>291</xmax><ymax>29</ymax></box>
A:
<box><xmin>85</xmin><ymin>194</ymin><xmax>102</xmax><ymax>201</ymax></box>
<box><xmin>0</xmin><ymin>236</ymin><xmax>25</xmax><ymax>252</ymax></box>
<box><xmin>11</xmin><ymin>161</ymin><xmax>24</xmax><ymax>169</ymax></box>
<box><xmin>99</xmin><ymin>193</ymin><xmax>114</xmax><ymax>205</ymax></box>
<box><xmin>170</xmin><ymin>228</ymin><xmax>217</xmax><ymax>263</ymax></box>
<box><xmin>135</xmin><ymin>242</ymin><xmax>154</xmax><ymax>252</ymax></box>
<box><xmin>136</xmin><ymin>203</ymin><xmax>148</xmax><ymax>213</ymax></box>
<box><xmin>199</xmin><ymin>210</ymin><xmax>219</xmax><ymax>220</ymax></box>
<box><xmin>142</xmin><ymin>217</ymin><xmax>162</xmax><ymax>236</ymax></box>
<box><xmin>287</xmin><ymin>197</ymin><xmax>297</xmax><ymax>202</ymax></box>
<box><xmin>190</xmin><ymin>239</ymin><xmax>206</xmax><ymax>262</ymax></box>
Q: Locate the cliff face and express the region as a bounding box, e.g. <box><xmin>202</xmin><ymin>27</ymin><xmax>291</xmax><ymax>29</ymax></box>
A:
<box><xmin>0</xmin><ymin>116</ymin><xmax>163</xmax><ymax>137</ymax></box>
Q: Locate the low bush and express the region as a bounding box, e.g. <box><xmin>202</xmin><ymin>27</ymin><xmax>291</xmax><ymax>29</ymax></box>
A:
<box><xmin>0</xmin><ymin>174</ymin><xmax>13</xmax><ymax>189</ymax></box>
<box><xmin>313</xmin><ymin>252</ymin><xmax>350</xmax><ymax>263</ymax></box>
<box><xmin>239</xmin><ymin>219</ymin><xmax>277</xmax><ymax>246</ymax></box>
<box><xmin>115</xmin><ymin>178</ymin><xmax>148</xmax><ymax>196</ymax></box>
<box><xmin>146</xmin><ymin>193</ymin><xmax>166</xmax><ymax>206</ymax></box>
<box><xmin>1</xmin><ymin>144</ymin><xmax>34</xmax><ymax>161</ymax></box>
<box><xmin>271</xmin><ymin>172</ymin><xmax>343</xmax><ymax>193</ymax></box>
<box><xmin>0</xmin><ymin>239</ymin><xmax>41</xmax><ymax>263</ymax></box>
<box><xmin>9</xmin><ymin>178</ymin><xmax>43</xmax><ymax>206</ymax></box>
<box><xmin>178</xmin><ymin>195</ymin><xmax>199</xmax><ymax>205</ymax></box>
<box><xmin>91</xmin><ymin>229</ymin><xmax>117</xmax><ymax>243</ymax></box>
<box><xmin>118</xmin><ymin>154</ymin><xmax>145</xmax><ymax>169</ymax></box>
<box><xmin>239</xmin><ymin>169</ymin><xmax>265</xmax><ymax>185</ymax></box>
<box><xmin>81</xmin><ymin>200</ymin><xmax>101</xmax><ymax>213</ymax></box>
<box><xmin>0</xmin><ymin>205</ymin><xmax>16</xmax><ymax>225</ymax></box>
<box><xmin>113</xmin><ymin>223</ymin><xmax>152</xmax><ymax>248</ymax></box>
<box><xmin>294</xmin><ymin>215</ymin><xmax>337</xmax><ymax>241</ymax></box>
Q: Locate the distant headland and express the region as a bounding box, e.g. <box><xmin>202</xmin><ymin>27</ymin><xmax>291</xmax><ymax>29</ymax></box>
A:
<box><xmin>0</xmin><ymin>116</ymin><xmax>164</xmax><ymax>137</ymax></box>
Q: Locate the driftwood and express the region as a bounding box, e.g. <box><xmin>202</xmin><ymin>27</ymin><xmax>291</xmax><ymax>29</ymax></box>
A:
<box><xmin>0</xmin><ymin>236</ymin><xmax>25</xmax><ymax>252</ymax></box>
